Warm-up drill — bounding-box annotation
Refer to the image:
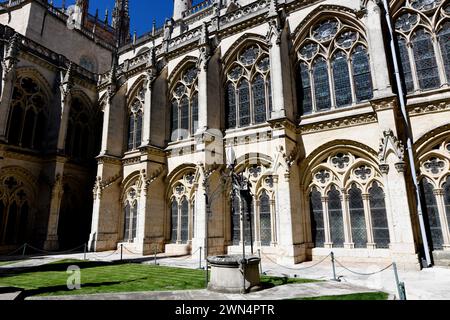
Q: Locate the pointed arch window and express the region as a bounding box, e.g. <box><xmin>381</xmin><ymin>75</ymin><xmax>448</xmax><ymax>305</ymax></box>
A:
<box><xmin>420</xmin><ymin>179</ymin><xmax>444</xmax><ymax>250</ymax></box>
<box><xmin>412</xmin><ymin>29</ymin><xmax>440</xmax><ymax>90</ymax></box>
<box><xmin>180</xmin><ymin>198</ymin><xmax>189</xmax><ymax>244</ymax></box>
<box><xmin>170</xmin><ymin>66</ymin><xmax>199</xmax><ymax>141</ymax></box>
<box><xmin>7</xmin><ymin>76</ymin><xmax>48</xmax><ymax>151</ymax></box>
<box><xmin>398</xmin><ymin>37</ymin><xmax>415</xmax><ymax>93</ymax></box>
<box><xmin>332</xmin><ymin>51</ymin><xmax>352</xmax><ymax>108</ymax></box>
<box><xmin>299</xmin><ymin>62</ymin><xmax>313</xmax><ymax>114</ymax></box>
<box><xmin>231</xmin><ymin>196</ymin><xmax>241</xmax><ymax>245</ymax></box>
<box><xmin>369</xmin><ymin>182</ymin><xmax>390</xmax><ymax>248</ymax></box>
<box><xmin>259</xmin><ymin>191</ymin><xmax>272</xmax><ymax>246</ymax></box>
<box><xmin>170</xmin><ymin>200</ymin><xmax>178</xmax><ymax>243</ymax></box>
<box><xmin>308</xmin><ymin>153</ymin><xmax>391</xmax><ymax>250</ymax></box>
<box><xmin>225</xmin><ymin>45</ymin><xmax>272</xmax><ymax>129</ymax></box>
<box><xmin>328</xmin><ymin>186</ymin><xmax>345</xmax><ymax>248</ymax></box>
<box><xmin>169</xmin><ymin>175</ymin><xmax>196</xmax><ymax>245</ymax></box>
<box><xmin>0</xmin><ymin>177</ymin><xmax>30</xmax><ymax>245</ymax></box>
<box><xmin>297</xmin><ymin>19</ymin><xmax>373</xmax><ymax>116</ymax></box>
<box><xmin>394</xmin><ymin>2</ymin><xmax>448</xmax><ymax>93</ymax></box>
<box><xmin>444</xmin><ymin>176</ymin><xmax>450</xmax><ymax>234</ymax></box>
<box><xmin>310</xmin><ymin>188</ymin><xmax>325</xmax><ymax>247</ymax></box>
<box><xmin>438</xmin><ymin>22</ymin><xmax>450</xmax><ymax>83</ymax></box>
<box><xmin>348</xmin><ymin>184</ymin><xmax>367</xmax><ymax>248</ymax></box>
<box><xmin>127</xmin><ymin>86</ymin><xmax>144</xmax><ymax>151</ymax></box>
<box><xmin>66</xmin><ymin>98</ymin><xmax>93</xmax><ymax>160</ymax></box>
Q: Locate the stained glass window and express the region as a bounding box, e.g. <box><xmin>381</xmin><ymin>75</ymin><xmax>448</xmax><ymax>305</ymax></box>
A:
<box><xmin>240</xmin><ymin>46</ymin><xmax>259</xmax><ymax>65</ymax></box>
<box><xmin>226</xmin><ymin>83</ymin><xmax>237</xmax><ymax>128</ymax></box>
<box><xmin>300</xmin><ymin>43</ymin><xmax>318</xmax><ymax>60</ymax></box>
<box><xmin>398</xmin><ymin>37</ymin><xmax>415</xmax><ymax>93</ymax></box>
<box><xmin>332</xmin><ymin>51</ymin><xmax>352</xmax><ymax>107</ymax></box>
<box><xmin>328</xmin><ymin>186</ymin><xmax>344</xmax><ymax>248</ymax></box>
<box><xmin>259</xmin><ymin>191</ymin><xmax>272</xmax><ymax>246</ymax></box>
<box><xmin>299</xmin><ymin>62</ymin><xmax>313</xmax><ymax>114</ymax></box>
<box><xmin>180</xmin><ymin>96</ymin><xmax>189</xmax><ymax>138</ymax></box>
<box><xmin>124</xmin><ymin>203</ymin><xmax>130</xmax><ymax>241</ymax></box>
<box><xmin>438</xmin><ymin>23</ymin><xmax>450</xmax><ymax>83</ymax></box>
<box><xmin>171</xmin><ymin>100</ymin><xmax>179</xmax><ymax>137</ymax></box>
<box><xmin>444</xmin><ymin>176</ymin><xmax>450</xmax><ymax>236</ymax></box>
<box><xmin>420</xmin><ymin>180</ymin><xmax>443</xmax><ymax>250</ymax></box>
<box><xmin>191</xmin><ymin>93</ymin><xmax>199</xmax><ymax>134</ymax></box>
<box><xmin>5</xmin><ymin>202</ymin><xmax>17</xmax><ymax>245</ymax></box>
<box><xmin>243</xmin><ymin>196</ymin><xmax>255</xmax><ymax>245</ymax></box>
<box><xmin>395</xmin><ymin>13</ymin><xmax>419</xmax><ymax>32</ymax></box>
<box><xmin>412</xmin><ymin>29</ymin><xmax>440</xmax><ymax>90</ymax></box>
<box><xmin>127</xmin><ymin>109</ymin><xmax>143</xmax><ymax>151</ymax></box>
<box><xmin>313</xmin><ymin>58</ymin><xmax>332</xmax><ymax>111</ymax></box>
<box><xmin>232</xmin><ymin>196</ymin><xmax>241</xmax><ymax>245</ymax></box>
<box><xmin>313</xmin><ymin>20</ymin><xmax>339</xmax><ymax>42</ymax></box>
<box><xmin>127</xmin><ymin>114</ymin><xmax>135</xmax><ymax>150</ymax></box>
<box><xmin>253</xmin><ymin>74</ymin><xmax>267</xmax><ymax>124</ymax></box>
<box><xmin>369</xmin><ymin>183</ymin><xmax>390</xmax><ymax>248</ymax></box>
<box><xmin>171</xmin><ymin>200</ymin><xmax>178</xmax><ymax>243</ymax></box>
<box><xmin>336</xmin><ymin>31</ymin><xmax>358</xmax><ymax>48</ymax></box>
<box><xmin>238</xmin><ymin>80</ymin><xmax>251</xmax><ymax>127</ymax></box>
<box><xmin>310</xmin><ymin>188</ymin><xmax>325</xmax><ymax>247</ymax></box>
<box><xmin>7</xmin><ymin>77</ymin><xmax>47</xmax><ymax>151</ymax></box>
<box><xmin>411</xmin><ymin>0</ymin><xmax>441</xmax><ymax>11</ymax></box>
<box><xmin>352</xmin><ymin>46</ymin><xmax>374</xmax><ymax>102</ymax></box>
<box><xmin>130</xmin><ymin>202</ymin><xmax>137</xmax><ymax>241</ymax></box>
<box><xmin>180</xmin><ymin>198</ymin><xmax>189</xmax><ymax>244</ymax></box>
<box><xmin>349</xmin><ymin>185</ymin><xmax>367</xmax><ymax>248</ymax></box>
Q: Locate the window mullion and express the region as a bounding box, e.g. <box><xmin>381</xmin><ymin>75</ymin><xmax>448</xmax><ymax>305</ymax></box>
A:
<box><xmin>348</xmin><ymin>54</ymin><xmax>357</xmax><ymax>105</ymax></box>
<box><xmin>327</xmin><ymin>59</ymin><xmax>336</xmax><ymax>110</ymax></box>
<box><xmin>407</xmin><ymin>40</ymin><xmax>420</xmax><ymax>92</ymax></box>
<box><xmin>432</xmin><ymin>34</ymin><xmax>447</xmax><ymax>87</ymax></box>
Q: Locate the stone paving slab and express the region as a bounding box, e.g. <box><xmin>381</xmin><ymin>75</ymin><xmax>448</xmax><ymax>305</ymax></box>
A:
<box><xmin>27</xmin><ymin>281</ymin><xmax>378</xmax><ymax>301</ymax></box>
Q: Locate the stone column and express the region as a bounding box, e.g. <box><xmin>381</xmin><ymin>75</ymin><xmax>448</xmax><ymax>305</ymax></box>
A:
<box><xmin>56</xmin><ymin>93</ymin><xmax>72</xmax><ymax>153</ymax></box>
<box><xmin>191</xmin><ymin>169</ymin><xmax>207</xmax><ymax>260</ymax></box>
<box><xmin>141</xmin><ymin>69</ymin><xmax>155</xmax><ymax>147</ymax></box>
<box><xmin>341</xmin><ymin>191</ymin><xmax>354</xmax><ymax>248</ymax></box>
<box><xmin>322</xmin><ymin>197</ymin><xmax>332</xmax><ymax>248</ymax></box>
<box><xmin>364</xmin><ymin>0</ymin><xmax>393</xmax><ymax>98</ymax></box>
<box><xmin>267</xmin><ymin>21</ymin><xmax>286</xmax><ymax>119</ymax></box>
<box><xmin>43</xmin><ymin>166</ymin><xmax>65</xmax><ymax>250</ymax></box>
<box><xmin>0</xmin><ymin>67</ymin><xmax>16</xmax><ymax>142</ymax></box>
<box><xmin>196</xmin><ymin>22</ymin><xmax>210</xmax><ymax>134</ymax></box>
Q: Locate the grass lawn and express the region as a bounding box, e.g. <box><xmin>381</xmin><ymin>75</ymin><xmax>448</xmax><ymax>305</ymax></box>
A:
<box><xmin>295</xmin><ymin>292</ymin><xmax>389</xmax><ymax>300</ymax></box>
<box><xmin>0</xmin><ymin>261</ymin><xmax>15</xmax><ymax>266</ymax></box>
<box><xmin>0</xmin><ymin>259</ymin><xmax>318</xmax><ymax>298</ymax></box>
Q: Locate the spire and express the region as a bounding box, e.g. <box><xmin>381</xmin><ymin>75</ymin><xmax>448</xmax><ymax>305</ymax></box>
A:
<box><xmin>112</xmin><ymin>0</ymin><xmax>130</xmax><ymax>46</ymax></box>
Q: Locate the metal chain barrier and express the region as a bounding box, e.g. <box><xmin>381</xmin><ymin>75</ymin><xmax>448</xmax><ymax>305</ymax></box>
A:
<box><xmin>334</xmin><ymin>258</ymin><xmax>394</xmax><ymax>276</ymax></box>
<box><xmin>2</xmin><ymin>244</ymin><xmax>26</xmax><ymax>256</ymax></box>
<box><xmin>26</xmin><ymin>243</ymin><xmax>86</xmax><ymax>255</ymax></box>
<box><xmin>261</xmin><ymin>252</ymin><xmax>332</xmax><ymax>271</ymax></box>
<box><xmin>175</xmin><ymin>247</ymin><xmax>201</xmax><ymax>261</ymax></box>
<box><xmin>88</xmin><ymin>249</ymin><xmax>120</xmax><ymax>259</ymax></box>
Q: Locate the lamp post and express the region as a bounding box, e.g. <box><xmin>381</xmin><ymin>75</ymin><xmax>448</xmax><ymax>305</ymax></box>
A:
<box><xmin>227</xmin><ymin>146</ymin><xmax>254</xmax><ymax>293</ymax></box>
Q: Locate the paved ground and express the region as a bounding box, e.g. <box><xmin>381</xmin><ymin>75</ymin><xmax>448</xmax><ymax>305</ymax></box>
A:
<box><xmin>1</xmin><ymin>250</ymin><xmax>449</xmax><ymax>300</ymax></box>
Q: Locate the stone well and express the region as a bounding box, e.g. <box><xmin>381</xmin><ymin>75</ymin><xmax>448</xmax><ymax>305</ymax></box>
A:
<box><xmin>207</xmin><ymin>255</ymin><xmax>262</xmax><ymax>293</ymax></box>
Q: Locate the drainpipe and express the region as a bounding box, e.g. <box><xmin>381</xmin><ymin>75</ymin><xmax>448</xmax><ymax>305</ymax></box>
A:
<box><xmin>380</xmin><ymin>0</ymin><xmax>432</xmax><ymax>267</ymax></box>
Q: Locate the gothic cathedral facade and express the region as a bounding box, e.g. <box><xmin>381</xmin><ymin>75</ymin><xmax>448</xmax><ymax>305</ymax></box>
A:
<box><xmin>0</xmin><ymin>0</ymin><xmax>449</xmax><ymax>269</ymax></box>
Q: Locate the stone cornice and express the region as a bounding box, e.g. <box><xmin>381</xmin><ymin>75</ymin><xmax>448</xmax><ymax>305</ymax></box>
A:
<box><xmin>299</xmin><ymin>113</ymin><xmax>378</xmax><ymax>134</ymax></box>
<box><xmin>96</xmin><ymin>154</ymin><xmax>122</xmax><ymax>165</ymax></box>
<box><xmin>408</xmin><ymin>100</ymin><xmax>450</xmax><ymax>117</ymax></box>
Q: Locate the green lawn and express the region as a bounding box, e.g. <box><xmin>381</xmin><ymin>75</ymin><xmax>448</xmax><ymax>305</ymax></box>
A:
<box><xmin>295</xmin><ymin>292</ymin><xmax>389</xmax><ymax>300</ymax></box>
<box><xmin>0</xmin><ymin>259</ymin><xmax>317</xmax><ymax>298</ymax></box>
<box><xmin>0</xmin><ymin>261</ymin><xmax>15</xmax><ymax>266</ymax></box>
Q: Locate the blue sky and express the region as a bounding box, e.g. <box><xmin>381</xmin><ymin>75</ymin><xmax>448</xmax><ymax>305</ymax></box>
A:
<box><xmin>52</xmin><ymin>1</ymin><xmax>174</xmax><ymax>36</ymax></box>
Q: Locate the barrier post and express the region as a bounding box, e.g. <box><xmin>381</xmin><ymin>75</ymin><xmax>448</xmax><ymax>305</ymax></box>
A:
<box><xmin>331</xmin><ymin>252</ymin><xmax>340</xmax><ymax>282</ymax></box>
<box><xmin>83</xmin><ymin>243</ymin><xmax>87</xmax><ymax>261</ymax></box>
<box><xmin>154</xmin><ymin>244</ymin><xmax>158</xmax><ymax>266</ymax></box>
<box><xmin>199</xmin><ymin>247</ymin><xmax>202</xmax><ymax>270</ymax></box>
<box><xmin>22</xmin><ymin>243</ymin><xmax>27</xmax><ymax>257</ymax></box>
<box><xmin>393</xmin><ymin>262</ymin><xmax>407</xmax><ymax>300</ymax></box>
<box><xmin>120</xmin><ymin>244</ymin><xmax>123</xmax><ymax>262</ymax></box>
